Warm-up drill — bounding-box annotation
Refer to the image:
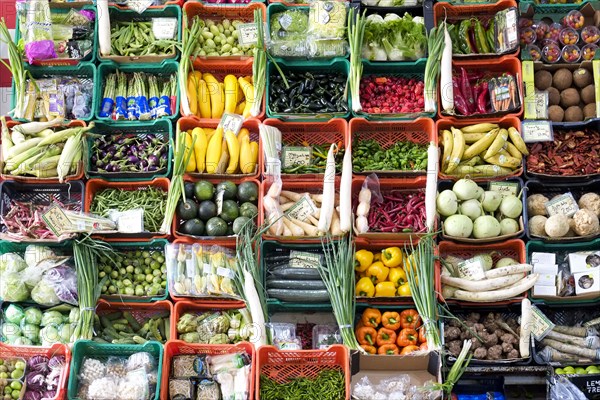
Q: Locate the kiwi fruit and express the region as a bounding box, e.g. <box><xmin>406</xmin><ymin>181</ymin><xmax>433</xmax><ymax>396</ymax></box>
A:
<box><xmin>581</xmin><ymin>84</ymin><xmax>595</xmax><ymax>104</ymax></box>
<box><xmin>548</xmin><ymin>105</ymin><xmax>565</xmax><ymax>122</ymax></box>
<box><xmin>573</xmin><ymin>68</ymin><xmax>592</xmax><ymax>88</ymax></box>
<box><xmin>553</xmin><ymin>68</ymin><xmax>573</xmax><ymax>91</ymax></box>
<box><xmin>535</xmin><ymin>70</ymin><xmax>553</xmax><ymax>90</ymax></box>
<box><xmin>560</xmin><ymin>88</ymin><xmax>581</xmax><ymax>108</ymax></box>
<box><xmin>564</xmin><ymin>106</ymin><xmax>583</xmax><ymax>122</ymax></box>
<box><xmin>584</xmin><ymin>103</ymin><xmax>596</xmax><ymax>119</ymax></box>
<box><xmin>547</xmin><ymin>87</ymin><xmax>560</xmax><ymax>106</ymax></box>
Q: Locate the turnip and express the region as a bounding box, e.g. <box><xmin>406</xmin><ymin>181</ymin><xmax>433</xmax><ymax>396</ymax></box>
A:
<box><xmin>452</xmin><ymin>179</ymin><xmax>480</xmax><ymax>201</ymax></box>
<box><xmin>482</xmin><ymin>191</ymin><xmax>502</xmax><ymax>212</ymax></box>
<box><xmin>495</xmin><ymin>257</ymin><xmax>519</xmax><ymax>269</ymax></box>
<box><xmin>545</xmin><ymin>214</ymin><xmax>570</xmax><ymax>238</ymax></box>
<box><xmin>473</xmin><ymin>215</ymin><xmax>501</xmax><ymax>238</ymax></box>
<box><xmin>499</xmin><ymin>195</ymin><xmax>523</xmax><ymax>219</ymax></box>
<box><xmin>444</xmin><ymin>215</ymin><xmax>473</xmax><ymax>238</ymax></box>
<box><xmin>459</xmin><ymin>199</ymin><xmax>482</xmax><ymax>221</ymax></box>
<box><xmin>475</xmin><ymin>186</ymin><xmax>484</xmax><ymax>200</ymax></box>
<box><xmin>436</xmin><ymin>190</ymin><xmax>458</xmax><ymax>217</ymax></box>
<box><xmin>500</xmin><ymin>218</ymin><xmax>520</xmax><ymax>235</ymax></box>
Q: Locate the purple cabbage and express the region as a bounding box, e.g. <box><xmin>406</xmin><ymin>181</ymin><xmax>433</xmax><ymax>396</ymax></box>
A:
<box><xmin>27</xmin><ymin>355</ymin><xmax>50</xmax><ymax>374</ymax></box>
<box><xmin>48</xmin><ymin>356</ymin><xmax>65</xmax><ymax>370</ymax></box>
<box><xmin>23</xmin><ymin>392</ymin><xmax>42</xmax><ymax>400</ymax></box>
<box><xmin>44</xmin><ymin>265</ymin><xmax>78</xmax><ymax>305</ymax></box>
<box><xmin>26</xmin><ymin>372</ymin><xmax>46</xmax><ymax>391</ymax></box>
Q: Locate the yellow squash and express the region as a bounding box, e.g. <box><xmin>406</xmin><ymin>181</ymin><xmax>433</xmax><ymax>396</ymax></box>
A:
<box><xmin>192</xmin><ymin>127</ymin><xmax>208</xmax><ymax>173</ymax></box>
<box><xmin>238</xmin><ymin>77</ymin><xmax>254</xmax><ymax>119</ymax></box>
<box><xmin>225</xmin><ymin>130</ymin><xmax>240</xmax><ymax>174</ymax></box>
<box><xmin>187</xmin><ymin>74</ymin><xmax>199</xmax><ymax>116</ymax></box>
<box><xmin>484</xmin><ymin>128</ymin><xmax>508</xmax><ymax>159</ymax></box>
<box><xmin>445</xmin><ymin>127</ymin><xmax>465</xmax><ymax>174</ymax></box>
<box><xmin>239</xmin><ymin>136</ymin><xmax>255</xmax><ymax>174</ymax></box>
<box><xmin>203</xmin><ymin>73</ymin><xmax>224</xmax><ymax>119</ymax></box>
<box><xmin>461</xmin><ymin>128</ymin><xmax>498</xmax><ymax>160</ymax></box>
<box><xmin>205</xmin><ymin>127</ymin><xmax>223</xmax><ymax>173</ymax></box>
<box><xmin>185</xmin><ymin>132</ymin><xmax>196</xmax><ymax>172</ymax></box>
<box><xmin>223</xmin><ymin>74</ymin><xmax>239</xmax><ymax>114</ymax></box>
<box><xmin>198</xmin><ymin>79</ymin><xmax>211</xmax><ymax>119</ymax></box>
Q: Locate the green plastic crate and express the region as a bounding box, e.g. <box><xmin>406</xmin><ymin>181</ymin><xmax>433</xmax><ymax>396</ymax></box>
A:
<box><xmin>99</xmin><ymin>239</ymin><xmax>170</xmax><ymax>303</ymax></box>
<box><xmin>518</xmin><ymin>0</ymin><xmax>599</xmax><ymax>16</ymax></box>
<box><xmin>86</xmin><ymin>120</ymin><xmax>173</xmax><ymax>181</ymax></box>
<box><xmin>68</xmin><ymin>340</ymin><xmax>163</xmax><ymax>400</ymax></box>
<box><xmin>10</xmin><ymin>62</ymin><xmax>97</xmax><ymax>123</ymax></box>
<box><xmin>526</xmin><ymin>239</ymin><xmax>600</xmax><ymax>306</ymax></box>
<box><xmin>266</xmin><ymin>58</ymin><xmax>350</xmax><ymax>121</ymax></box>
<box><xmin>98</xmin><ymin>5</ymin><xmax>181</xmax><ymax>64</ymax></box>
<box><xmin>353</xmin><ymin>58</ymin><xmax>435</xmax><ymax>120</ymax></box>
<box><xmin>15</xmin><ymin>4</ymin><xmax>97</xmax><ymax>65</ymax></box>
<box><xmin>95</xmin><ymin>60</ymin><xmax>180</xmax><ymax>122</ymax></box>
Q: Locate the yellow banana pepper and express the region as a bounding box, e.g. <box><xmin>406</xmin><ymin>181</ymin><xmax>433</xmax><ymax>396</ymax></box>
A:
<box><xmin>381</xmin><ymin>247</ymin><xmax>403</xmax><ymax>268</ymax></box>
<box><xmin>375</xmin><ymin>281</ymin><xmax>397</xmax><ymax>297</ymax></box>
<box><xmin>366</xmin><ymin>261</ymin><xmax>389</xmax><ymax>285</ymax></box>
<box><xmin>355</xmin><ymin>277</ymin><xmax>375</xmax><ymax>297</ymax></box>
<box><xmin>354</xmin><ymin>249</ymin><xmax>374</xmax><ymax>272</ymax></box>
<box><xmin>388</xmin><ymin>268</ymin><xmax>407</xmax><ymax>288</ymax></box>
<box><xmin>398</xmin><ymin>282</ymin><xmax>412</xmax><ymax>297</ymax></box>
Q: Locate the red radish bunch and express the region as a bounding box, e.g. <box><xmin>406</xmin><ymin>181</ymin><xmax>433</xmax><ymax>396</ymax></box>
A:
<box><xmin>360</xmin><ymin>76</ymin><xmax>425</xmax><ymax>114</ymax></box>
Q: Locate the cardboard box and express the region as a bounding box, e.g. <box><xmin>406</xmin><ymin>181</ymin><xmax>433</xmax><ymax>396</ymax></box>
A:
<box><xmin>533</xmin><ymin>284</ymin><xmax>557</xmax><ymax>297</ymax></box>
<box><xmin>350</xmin><ymin>352</ymin><xmax>442</xmax><ymax>399</ymax></box>
<box><xmin>531</xmin><ymin>252</ymin><xmax>556</xmax><ymax>265</ymax></box>
<box><xmin>533</xmin><ymin>263</ymin><xmax>558</xmax><ymax>275</ymax></box>
<box><xmin>574</xmin><ymin>270</ymin><xmax>600</xmax><ymax>295</ymax></box>
<box><xmin>569</xmin><ymin>251</ymin><xmax>600</xmax><ymax>274</ymax></box>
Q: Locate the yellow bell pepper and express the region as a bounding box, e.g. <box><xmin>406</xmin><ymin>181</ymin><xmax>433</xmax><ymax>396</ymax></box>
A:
<box><xmin>373</xmin><ymin>253</ymin><xmax>381</xmax><ymax>262</ymax></box>
<box><xmin>398</xmin><ymin>282</ymin><xmax>412</xmax><ymax>297</ymax></box>
<box><xmin>375</xmin><ymin>281</ymin><xmax>396</xmax><ymax>297</ymax></box>
<box><xmin>366</xmin><ymin>261</ymin><xmax>389</xmax><ymax>285</ymax></box>
<box><xmin>388</xmin><ymin>268</ymin><xmax>407</xmax><ymax>288</ymax></box>
<box><xmin>355</xmin><ymin>277</ymin><xmax>375</xmax><ymax>297</ymax></box>
<box><xmin>354</xmin><ymin>249</ymin><xmax>374</xmax><ymax>272</ymax></box>
<box><xmin>381</xmin><ymin>247</ymin><xmax>403</xmax><ymax>268</ymax></box>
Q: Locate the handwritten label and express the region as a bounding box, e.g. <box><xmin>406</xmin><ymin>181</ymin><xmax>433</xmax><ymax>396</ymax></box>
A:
<box><xmin>152</xmin><ymin>18</ymin><xmax>177</xmax><ymax>40</ymax></box>
<box><xmin>531</xmin><ymin>305</ymin><xmax>555</xmax><ymax>340</ymax></box>
<box><xmin>545</xmin><ymin>192</ymin><xmax>579</xmax><ymax>218</ymax></box>
<box><xmin>282</xmin><ymin>146</ymin><xmax>312</xmax><ymax>169</ymax></box>
<box><xmin>489</xmin><ymin>181</ymin><xmax>519</xmax><ymax>197</ymax></box>
<box><xmin>457</xmin><ymin>256</ymin><xmax>486</xmax><ymax>281</ymax></box>
<box><xmin>215</xmin><ymin>190</ymin><xmax>225</xmax><ymax>216</ymax></box>
<box><xmin>218</xmin><ymin>113</ymin><xmax>244</xmax><ymax>135</ymax></box>
<box><xmin>286</xmin><ymin>194</ymin><xmax>318</xmax><ymax>223</ymax></box>
<box><xmin>114</xmin><ymin>209</ymin><xmax>144</xmax><ymax>233</ymax></box>
<box><xmin>522</xmin><ymin>120</ymin><xmax>554</xmax><ymax>143</ymax></box>
<box><xmin>127</xmin><ymin>0</ymin><xmax>155</xmax><ymax>14</ymax></box>
<box><xmin>41</xmin><ymin>206</ymin><xmax>73</xmax><ymax>237</ymax></box>
<box><xmin>237</xmin><ymin>23</ymin><xmax>258</xmax><ymax>46</ymax></box>
<box><xmin>534</xmin><ymin>91</ymin><xmax>549</xmax><ymax>119</ymax></box>
<box><xmin>289</xmin><ymin>250</ymin><xmax>321</xmax><ymax>269</ymax></box>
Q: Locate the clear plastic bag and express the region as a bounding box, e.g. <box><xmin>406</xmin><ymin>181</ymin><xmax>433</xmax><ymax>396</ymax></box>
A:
<box><xmin>267</xmin><ymin>323</ymin><xmax>301</xmax><ymax>350</ymax></box>
<box><xmin>117</xmin><ymin>368</ymin><xmax>151</xmax><ymax>400</ymax></box>
<box><xmin>87</xmin><ymin>377</ymin><xmax>121</xmax><ymax>400</ymax></box>
<box><xmin>23</xmin><ymin>0</ymin><xmax>57</xmax><ymax>62</ymax></box>
<box><xmin>355</xmin><ymin>173</ymin><xmax>382</xmax><ymax>234</ymax></box>
<box><xmin>549</xmin><ymin>375</ymin><xmax>588</xmax><ymax>400</ymax></box>
<box><xmin>105</xmin><ymin>356</ymin><xmax>128</xmax><ymax>379</ymax></box>
<box><xmin>307</xmin><ymin>1</ymin><xmax>348</xmax><ymax>40</ymax></box>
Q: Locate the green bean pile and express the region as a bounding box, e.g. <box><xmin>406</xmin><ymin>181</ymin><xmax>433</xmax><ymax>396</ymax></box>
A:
<box><xmin>110</xmin><ymin>21</ymin><xmax>177</xmax><ymax>57</ymax></box>
<box><xmin>90</xmin><ymin>187</ymin><xmax>167</xmax><ymax>232</ymax></box>
<box><xmin>260</xmin><ymin>369</ymin><xmax>345</xmax><ymax>400</ymax></box>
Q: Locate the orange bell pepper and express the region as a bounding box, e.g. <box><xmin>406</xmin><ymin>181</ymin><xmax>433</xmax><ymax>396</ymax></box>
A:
<box><xmin>400</xmin><ymin>345</ymin><xmax>420</xmax><ymax>355</ymax></box>
<box><xmin>356</xmin><ymin>326</ymin><xmax>377</xmax><ymax>346</ymax></box>
<box><xmin>361</xmin><ymin>344</ymin><xmax>377</xmax><ymax>354</ymax></box>
<box><xmin>381</xmin><ymin>311</ymin><xmax>401</xmax><ymax>331</ymax></box>
<box><xmin>419</xmin><ymin>341</ymin><xmax>428</xmax><ymax>351</ymax></box>
<box><xmin>361</xmin><ymin>308</ymin><xmax>382</xmax><ymax>328</ymax></box>
<box><xmin>376</xmin><ymin>327</ymin><xmax>397</xmax><ymax>347</ymax></box>
<box><xmin>396</xmin><ymin>328</ymin><xmax>418</xmax><ymax>347</ymax></box>
<box><xmin>377</xmin><ymin>344</ymin><xmax>399</xmax><ymax>355</ymax></box>
<box><xmin>418</xmin><ymin>326</ymin><xmax>427</xmax><ymax>344</ymax></box>
<box><xmin>355</xmin><ymin>320</ymin><xmax>365</xmax><ymax>330</ymax></box>
<box><xmin>400</xmin><ymin>309</ymin><xmax>421</xmax><ymax>329</ymax></box>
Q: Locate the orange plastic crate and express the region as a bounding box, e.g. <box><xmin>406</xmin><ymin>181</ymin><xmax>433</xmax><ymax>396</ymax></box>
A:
<box><xmin>96</xmin><ymin>299</ymin><xmax>173</xmax><ymax>342</ymax></box>
<box><xmin>172</xmin><ymin>177</ymin><xmax>261</xmax><ymax>242</ymax></box>
<box><xmin>2</xmin><ymin>120</ymin><xmax>85</xmax><ymax>183</ymax></box>
<box><xmin>436</xmin><ymin>115</ymin><xmax>524</xmax><ymax>181</ymax></box>
<box><xmin>438</xmin><ymin>56</ymin><xmax>523</xmax><ymax>119</ymax></box>
<box><xmin>178</xmin><ymin>116</ymin><xmax>262</xmax><ymax>180</ymax></box>
<box><xmin>171</xmin><ymin>299</ymin><xmax>247</xmax><ymax>339</ymax></box>
<box><xmin>349</xmin><ymin>118</ymin><xmax>436</xmax><ymax>177</ymax></box>
<box><xmin>180</xmin><ymin>58</ymin><xmax>265</xmax><ymax>122</ymax></box>
<box><xmin>84</xmin><ymin>178</ymin><xmax>170</xmax><ymax>240</ymax></box>
<box><xmin>256</xmin><ymin>345</ymin><xmax>350</xmax><ymax>400</ymax></box>
<box><xmin>262</xmin><ymin>118</ymin><xmax>348</xmax><ymax>181</ymax></box>
<box><xmin>0</xmin><ymin>342</ymin><xmax>71</xmax><ymax>400</ymax></box>
<box><xmin>436</xmin><ymin>239</ymin><xmax>527</xmax><ymax>306</ymax></box>
<box><xmin>162</xmin><ymin>340</ymin><xmax>256</xmax><ymax>400</ymax></box>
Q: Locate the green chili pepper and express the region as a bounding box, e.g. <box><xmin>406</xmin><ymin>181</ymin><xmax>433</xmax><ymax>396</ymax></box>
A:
<box><xmin>474</xmin><ymin>19</ymin><xmax>491</xmax><ymax>54</ymax></box>
<box><xmin>448</xmin><ymin>24</ymin><xmax>462</xmax><ymax>54</ymax></box>
<box><xmin>487</xmin><ymin>20</ymin><xmax>496</xmax><ymax>52</ymax></box>
<box><xmin>459</xmin><ymin>19</ymin><xmax>474</xmax><ymax>54</ymax></box>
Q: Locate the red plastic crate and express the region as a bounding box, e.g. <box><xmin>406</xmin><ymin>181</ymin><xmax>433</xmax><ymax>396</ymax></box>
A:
<box><xmin>171</xmin><ymin>299</ymin><xmax>247</xmax><ymax>339</ymax></box>
<box><xmin>256</xmin><ymin>345</ymin><xmax>350</xmax><ymax>400</ymax></box>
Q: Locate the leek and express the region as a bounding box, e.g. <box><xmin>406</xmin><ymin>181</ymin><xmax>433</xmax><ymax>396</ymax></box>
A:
<box><xmin>424</xmin><ymin>22</ymin><xmax>446</xmax><ymax>113</ymax></box>
<box><xmin>0</xmin><ymin>19</ymin><xmax>27</xmax><ymax>119</ymax></box>
<box><xmin>348</xmin><ymin>9</ymin><xmax>367</xmax><ymax>113</ymax></box>
<box><xmin>251</xmin><ymin>10</ymin><xmax>266</xmax><ymax>118</ymax></box>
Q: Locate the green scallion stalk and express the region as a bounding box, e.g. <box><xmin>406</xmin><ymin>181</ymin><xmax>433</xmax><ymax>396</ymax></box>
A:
<box><xmin>429</xmin><ymin>339</ymin><xmax>472</xmax><ymax>396</ymax></box>
<box><xmin>179</xmin><ymin>14</ymin><xmax>203</xmax><ymax>116</ymax></box>
<box><xmin>251</xmin><ymin>9</ymin><xmax>266</xmax><ymax>118</ymax></box>
<box><xmin>424</xmin><ymin>22</ymin><xmax>446</xmax><ymax>113</ymax></box>
<box><xmin>348</xmin><ymin>9</ymin><xmax>366</xmax><ymax>113</ymax></box>
<box><xmin>0</xmin><ymin>19</ymin><xmax>27</xmax><ymax>119</ymax></box>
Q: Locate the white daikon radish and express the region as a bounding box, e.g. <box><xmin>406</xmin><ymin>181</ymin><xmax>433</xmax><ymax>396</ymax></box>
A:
<box><xmin>339</xmin><ymin>144</ymin><xmax>352</xmax><ymax>233</ymax></box>
<box><xmin>317</xmin><ymin>144</ymin><xmax>336</xmax><ymax>234</ymax></box>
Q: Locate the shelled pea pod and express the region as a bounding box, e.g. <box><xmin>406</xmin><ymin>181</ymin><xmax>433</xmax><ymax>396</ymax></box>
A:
<box><xmin>93</xmin><ymin>310</ymin><xmax>170</xmax><ymax>344</ymax></box>
<box><xmin>110</xmin><ymin>20</ymin><xmax>178</xmax><ymax>57</ymax></box>
<box><xmin>281</xmin><ymin>142</ymin><xmax>345</xmax><ymax>174</ymax></box>
<box><xmin>353</xmin><ymin>138</ymin><xmax>428</xmax><ymax>172</ymax></box>
<box><xmin>269</xmin><ymin>71</ymin><xmax>348</xmax><ymax>114</ymax></box>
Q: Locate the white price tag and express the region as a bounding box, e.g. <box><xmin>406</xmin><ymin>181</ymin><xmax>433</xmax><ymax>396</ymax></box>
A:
<box><xmin>41</xmin><ymin>206</ymin><xmax>73</xmax><ymax>237</ymax></box>
<box><xmin>489</xmin><ymin>181</ymin><xmax>519</xmax><ymax>197</ymax></box>
<box><xmin>107</xmin><ymin>209</ymin><xmax>144</xmax><ymax>233</ymax></box>
<box><xmin>282</xmin><ymin>146</ymin><xmax>312</xmax><ymax>169</ymax></box>
<box><xmin>286</xmin><ymin>194</ymin><xmax>318</xmax><ymax>223</ymax></box>
<box><xmin>531</xmin><ymin>305</ymin><xmax>555</xmax><ymax>340</ymax></box>
<box><xmin>152</xmin><ymin>18</ymin><xmax>178</xmax><ymax>40</ymax></box>
<box><xmin>216</xmin><ymin>266</ymin><xmax>236</xmax><ymax>279</ymax></box>
<box><xmin>457</xmin><ymin>256</ymin><xmax>486</xmax><ymax>281</ymax></box>
<box><xmin>218</xmin><ymin>113</ymin><xmax>244</xmax><ymax>135</ymax></box>
<box><xmin>127</xmin><ymin>0</ymin><xmax>154</xmax><ymax>14</ymax></box>
<box><xmin>215</xmin><ymin>190</ymin><xmax>225</xmax><ymax>216</ymax></box>
<box><xmin>545</xmin><ymin>192</ymin><xmax>579</xmax><ymax>218</ymax></box>
<box><xmin>522</xmin><ymin>120</ymin><xmax>554</xmax><ymax>143</ymax></box>
<box><xmin>237</xmin><ymin>23</ymin><xmax>259</xmax><ymax>46</ymax></box>
<box><xmin>289</xmin><ymin>250</ymin><xmax>321</xmax><ymax>269</ymax></box>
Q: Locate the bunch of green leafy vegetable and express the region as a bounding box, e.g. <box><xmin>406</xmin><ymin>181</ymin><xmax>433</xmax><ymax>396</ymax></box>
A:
<box><xmin>270</xmin><ymin>9</ymin><xmax>309</xmax><ymax>42</ymax></box>
<box><xmin>362</xmin><ymin>13</ymin><xmax>427</xmax><ymax>61</ymax></box>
